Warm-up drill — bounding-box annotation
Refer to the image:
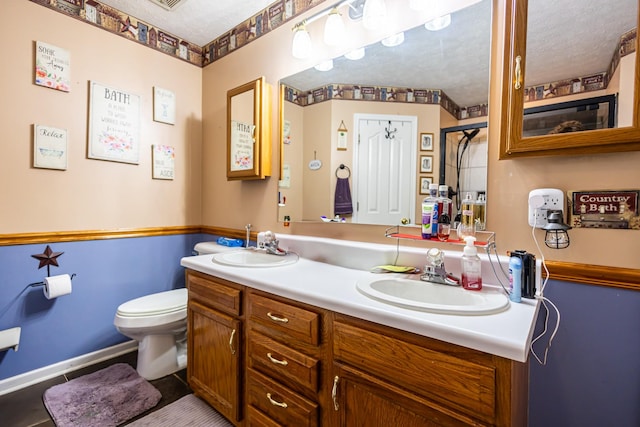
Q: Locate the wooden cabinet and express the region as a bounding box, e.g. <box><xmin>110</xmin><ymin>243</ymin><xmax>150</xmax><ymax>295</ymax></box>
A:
<box><xmin>330</xmin><ymin>314</ymin><xmax>527</xmax><ymax>426</ymax></box>
<box><xmin>187</xmin><ymin>271</ymin><xmax>244</xmax><ymax>424</ymax></box>
<box><xmin>186</xmin><ymin>270</ymin><xmax>527</xmax><ymax>427</ymax></box>
<box><xmin>499</xmin><ymin>0</ymin><xmax>640</xmax><ymax>158</ymax></box>
<box><xmin>246</xmin><ymin>291</ymin><xmax>327</xmax><ymax>427</ymax></box>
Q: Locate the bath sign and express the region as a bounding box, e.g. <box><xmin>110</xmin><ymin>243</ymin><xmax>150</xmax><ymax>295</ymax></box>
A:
<box><xmin>88</xmin><ymin>81</ymin><xmax>141</xmax><ymax>164</ymax></box>
<box><xmin>230</xmin><ymin>120</ymin><xmax>255</xmax><ymax>171</ymax></box>
<box><xmin>568</xmin><ymin>190</ymin><xmax>640</xmax><ymax>229</ymax></box>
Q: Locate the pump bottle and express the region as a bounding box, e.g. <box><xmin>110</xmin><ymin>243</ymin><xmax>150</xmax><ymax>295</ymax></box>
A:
<box><xmin>474</xmin><ymin>193</ymin><xmax>486</xmax><ymax>231</ymax></box>
<box><xmin>461</xmin><ymin>236</ymin><xmax>482</xmax><ymax>290</ymax></box>
<box><xmin>437</xmin><ymin>185</ymin><xmax>452</xmax><ymax>241</ymax></box>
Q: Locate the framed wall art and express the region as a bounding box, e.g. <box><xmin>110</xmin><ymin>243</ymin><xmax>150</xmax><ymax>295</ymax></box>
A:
<box><xmin>35</xmin><ymin>41</ymin><xmax>70</xmax><ymax>92</ymax></box>
<box><xmin>153</xmin><ymin>86</ymin><xmax>176</xmax><ymax>125</ymax></box>
<box><xmin>420</xmin><ymin>155</ymin><xmax>433</xmax><ymax>173</ymax></box>
<box><xmin>88</xmin><ymin>81</ymin><xmax>141</xmax><ymax>164</ymax></box>
<box><xmin>420</xmin><ymin>132</ymin><xmax>434</xmax><ymax>151</ymax></box>
<box><xmin>420</xmin><ymin>176</ymin><xmax>433</xmax><ymax>194</ymax></box>
<box><xmin>33</xmin><ymin>124</ymin><xmax>67</xmax><ymax>170</ymax></box>
<box><xmin>152</xmin><ymin>144</ymin><xmax>175</xmax><ymax>180</ymax></box>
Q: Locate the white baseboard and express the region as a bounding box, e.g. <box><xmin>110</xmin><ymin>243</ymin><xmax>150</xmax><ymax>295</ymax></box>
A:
<box><xmin>0</xmin><ymin>340</ymin><xmax>138</xmax><ymax>396</ymax></box>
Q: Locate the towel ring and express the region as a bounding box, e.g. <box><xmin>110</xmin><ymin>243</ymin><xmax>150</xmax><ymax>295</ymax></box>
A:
<box><xmin>335</xmin><ymin>164</ymin><xmax>351</xmax><ymax>178</ymax></box>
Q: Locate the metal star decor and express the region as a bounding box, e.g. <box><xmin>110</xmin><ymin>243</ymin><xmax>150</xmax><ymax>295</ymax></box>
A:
<box><xmin>31</xmin><ymin>245</ymin><xmax>64</xmax><ymax>275</ymax></box>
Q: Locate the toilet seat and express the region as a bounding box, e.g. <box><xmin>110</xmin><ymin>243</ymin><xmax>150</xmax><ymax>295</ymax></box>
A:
<box><xmin>117</xmin><ymin>288</ymin><xmax>187</xmax><ymax>318</ymax></box>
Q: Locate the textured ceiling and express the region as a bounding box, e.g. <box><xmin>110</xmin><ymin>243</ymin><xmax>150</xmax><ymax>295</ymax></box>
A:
<box><xmin>98</xmin><ymin>0</ymin><xmax>637</xmax><ymax>107</ymax></box>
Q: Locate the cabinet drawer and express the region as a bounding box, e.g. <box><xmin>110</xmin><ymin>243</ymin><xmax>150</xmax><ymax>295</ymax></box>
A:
<box><xmin>247</xmin><ymin>406</ymin><xmax>282</xmax><ymax>427</ymax></box>
<box><xmin>247</xmin><ymin>369</ymin><xmax>318</xmax><ymax>427</ymax></box>
<box><xmin>249</xmin><ymin>333</ymin><xmax>319</xmax><ymax>393</ymax></box>
<box><xmin>333</xmin><ymin>320</ymin><xmax>497</xmax><ymax>423</ymax></box>
<box><xmin>187</xmin><ymin>272</ymin><xmax>242</xmax><ymax>316</ymax></box>
<box><xmin>249</xmin><ymin>294</ymin><xmax>319</xmax><ymax>345</ymax></box>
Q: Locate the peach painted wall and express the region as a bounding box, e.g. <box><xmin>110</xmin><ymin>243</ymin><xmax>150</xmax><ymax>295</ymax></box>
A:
<box><xmin>202</xmin><ymin>0</ymin><xmax>640</xmax><ymax>270</ymax></box>
<box><xmin>2</xmin><ymin>1</ymin><xmax>202</xmax><ymax>233</ymax></box>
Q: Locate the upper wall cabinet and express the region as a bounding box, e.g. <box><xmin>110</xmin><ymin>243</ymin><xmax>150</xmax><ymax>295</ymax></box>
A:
<box><xmin>227</xmin><ymin>77</ymin><xmax>272</xmax><ymax>180</ymax></box>
<box><xmin>499</xmin><ymin>0</ymin><xmax>640</xmax><ymax>158</ymax></box>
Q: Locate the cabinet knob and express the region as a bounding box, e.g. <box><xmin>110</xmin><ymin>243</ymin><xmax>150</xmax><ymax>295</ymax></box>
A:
<box><xmin>332</xmin><ymin>375</ymin><xmax>340</xmax><ymax>411</ymax></box>
<box><xmin>267</xmin><ymin>352</ymin><xmax>289</xmax><ymax>366</ymax></box>
<box><xmin>267</xmin><ymin>392</ymin><xmax>288</xmax><ymax>408</ymax></box>
<box><xmin>229</xmin><ymin>329</ymin><xmax>236</xmax><ymax>355</ymax></box>
<box><xmin>267</xmin><ymin>312</ymin><xmax>289</xmax><ymax>323</ymax></box>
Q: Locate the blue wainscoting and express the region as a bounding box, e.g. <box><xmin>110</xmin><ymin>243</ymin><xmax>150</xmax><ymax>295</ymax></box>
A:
<box><xmin>529</xmin><ymin>279</ymin><xmax>640</xmax><ymax>427</ymax></box>
<box><xmin>0</xmin><ymin>233</ymin><xmax>207</xmax><ymax>380</ymax></box>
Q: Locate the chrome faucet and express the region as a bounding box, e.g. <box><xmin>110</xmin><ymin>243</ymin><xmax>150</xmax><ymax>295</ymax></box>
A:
<box><xmin>420</xmin><ymin>248</ymin><xmax>460</xmax><ymax>286</ymax></box>
<box><xmin>263</xmin><ymin>231</ymin><xmax>287</xmax><ymax>256</ymax></box>
<box><xmin>245</xmin><ymin>224</ymin><xmax>251</xmax><ymax>248</ymax></box>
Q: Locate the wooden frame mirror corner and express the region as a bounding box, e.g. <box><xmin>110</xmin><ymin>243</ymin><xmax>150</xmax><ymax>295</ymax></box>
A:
<box><xmin>227</xmin><ymin>76</ymin><xmax>272</xmax><ymax>180</ymax></box>
<box><xmin>499</xmin><ymin>0</ymin><xmax>640</xmax><ymax>158</ymax></box>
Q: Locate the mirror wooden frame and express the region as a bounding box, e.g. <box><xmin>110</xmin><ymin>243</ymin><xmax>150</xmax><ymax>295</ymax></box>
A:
<box><xmin>499</xmin><ymin>0</ymin><xmax>640</xmax><ymax>158</ymax></box>
<box><xmin>227</xmin><ymin>76</ymin><xmax>272</xmax><ymax>180</ymax></box>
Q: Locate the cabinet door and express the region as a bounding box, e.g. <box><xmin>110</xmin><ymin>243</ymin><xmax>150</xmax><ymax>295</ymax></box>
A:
<box><xmin>188</xmin><ymin>301</ymin><xmax>242</xmax><ymax>422</ymax></box>
<box><xmin>331</xmin><ymin>364</ymin><xmax>486</xmax><ymax>427</ymax></box>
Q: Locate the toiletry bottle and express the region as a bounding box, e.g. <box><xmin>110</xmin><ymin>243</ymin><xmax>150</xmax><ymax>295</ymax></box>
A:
<box><xmin>458</xmin><ymin>193</ymin><xmax>476</xmax><ymax>240</ymax></box>
<box><xmin>474</xmin><ymin>193</ymin><xmax>486</xmax><ymax>231</ymax></box>
<box><xmin>421</xmin><ymin>184</ymin><xmax>440</xmax><ymax>239</ymax></box>
<box><xmin>461</xmin><ymin>236</ymin><xmax>482</xmax><ymax>290</ymax></box>
<box><xmin>509</xmin><ymin>256</ymin><xmax>522</xmax><ymax>303</ymax></box>
<box><xmin>437</xmin><ymin>185</ymin><xmax>452</xmax><ymax>241</ymax></box>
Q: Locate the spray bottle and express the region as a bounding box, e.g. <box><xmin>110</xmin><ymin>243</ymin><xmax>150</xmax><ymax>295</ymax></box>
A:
<box><xmin>461</xmin><ymin>236</ymin><xmax>482</xmax><ymax>291</ymax></box>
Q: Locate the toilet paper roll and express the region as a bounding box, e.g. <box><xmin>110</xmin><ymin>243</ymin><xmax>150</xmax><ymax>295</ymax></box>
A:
<box><xmin>43</xmin><ymin>274</ymin><xmax>72</xmax><ymax>299</ymax></box>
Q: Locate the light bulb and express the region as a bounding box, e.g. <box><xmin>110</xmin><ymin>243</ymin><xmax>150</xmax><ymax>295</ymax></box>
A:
<box><xmin>425</xmin><ymin>14</ymin><xmax>451</xmax><ymax>31</ymax></box>
<box><xmin>292</xmin><ymin>23</ymin><xmax>312</xmax><ymax>59</ymax></box>
<box><xmin>344</xmin><ymin>47</ymin><xmax>365</xmax><ymax>60</ymax></box>
<box><xmin>363</xmin><ymin>0</ymin><xmax>387</xmax><ymax>30</ymax></box>
<box><xmin>324</xmin><ymin>8</ymin><xmax>345</xmax><ymax>46</ymax></box>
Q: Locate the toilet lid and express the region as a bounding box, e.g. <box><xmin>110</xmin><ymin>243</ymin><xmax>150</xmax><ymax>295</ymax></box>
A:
<box><xmin>117</xmin><ymin>288</ymin><xmax>187</xmax><ymax>317</ymax></box>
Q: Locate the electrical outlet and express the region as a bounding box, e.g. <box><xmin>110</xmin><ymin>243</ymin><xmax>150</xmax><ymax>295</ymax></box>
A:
<box><xmin>528</xmin><ymin>188</ymin><xmax>565</xmax><ymax>228</ymax></box>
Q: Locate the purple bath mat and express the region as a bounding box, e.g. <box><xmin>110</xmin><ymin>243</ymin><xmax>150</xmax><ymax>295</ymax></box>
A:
<box><xmin>43</xmin><ymin>363</ymin><xmax>161</xmax><ymax>427</ymax></box>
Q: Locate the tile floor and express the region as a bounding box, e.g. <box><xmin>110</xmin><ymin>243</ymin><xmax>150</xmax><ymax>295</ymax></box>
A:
<box><xmin>0</xmin><ymin>351</ymin><xmax>192</xmax><ymax>427</ymax></box>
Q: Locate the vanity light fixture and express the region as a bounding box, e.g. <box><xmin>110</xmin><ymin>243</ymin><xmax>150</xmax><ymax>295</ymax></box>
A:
<box><xmin>425</xmin><ymin>14</ymin><xmax>451</xmax><ymax>31</ymax></box>
<box><xmin>381</xmin><ymin>32</ymin><xmax>404</xmax><ymax>47</ymax></box>
<box><xmin>292</xmin><ymin>22</ymin><xmax>312</xmax><ymax>59</ymax></box>
<box><xmin>409</xmin><ymin>0</ymin><xmax>428</xmax><ymax>11</ymax></box>
<box><xmin>344</xmin><ymin>47</ymin><xmax>365</xmax><ymax>60</ymax></box>
<box><xmin>324</xmin><ymin>8</ymin><xmax>346</xmax><ymax>46</ymax></box>
<box><xmin>314</xmin><ymin>59</ymin><xmax>334</xmax><ymax>71</ymax></box>
<box><xmin>543</xmin><ymin>210</ymin><xmax>572</xmax><ymax>249</ymax></box>
<box><xmin>362</xmin><ymin>0</ymin><xmax>387</xmax><ymax>30</ymax></box>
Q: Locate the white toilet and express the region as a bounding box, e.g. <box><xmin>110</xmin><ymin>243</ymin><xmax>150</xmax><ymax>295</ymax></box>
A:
<box><xmin>113</xmin><ymin>288</ymin><xmax>188</xmax><ymax>380</ymax></box>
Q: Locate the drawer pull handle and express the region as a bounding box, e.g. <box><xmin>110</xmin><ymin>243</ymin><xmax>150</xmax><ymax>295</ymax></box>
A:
<box><xmin>229</xmin><ymin>329</ymin><xmax>236</xmax><ymax>355</ymax></box>
<box><xmin>332</xmin><ymin>375</ymin><xmax>340</xmax><ymax>411</ymax></box>
<box><xmin>267</xmin><ymin>352</ymin><xmax>289</xmax><ymax>366</ymax></box>
<box><xmin>514</xmin><ymin>55</ymin><xmax>522</xmax><ymax>90</ymax></box>
<box><xmin>266</xmin><ymin>393</ymin><xmax>288</xmax><ymax>408</ymax></box>
<box><xmin>267</xmin><ymin>312</ymin><xmax>289</xmax><ymax>323</ymax></box>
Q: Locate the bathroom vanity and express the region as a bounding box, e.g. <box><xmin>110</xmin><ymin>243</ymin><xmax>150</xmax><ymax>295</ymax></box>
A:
<box><xmin>182</xmin><ymin>236</ymin><xmax>540</xmax><ymax>426</ymax></box>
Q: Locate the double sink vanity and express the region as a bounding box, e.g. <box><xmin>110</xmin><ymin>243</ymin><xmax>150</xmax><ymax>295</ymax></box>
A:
<box><xmin>181</xmin><ymin>235</ymin><xmax>540</xmax><ymax>426</ymax></box>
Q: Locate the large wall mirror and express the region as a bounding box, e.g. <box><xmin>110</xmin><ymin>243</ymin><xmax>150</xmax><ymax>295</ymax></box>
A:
<box><xmin>500</xmin><ymin>0</ymin><xmax>640</xmax><ymax>157</ymax></box>
<box><xmin>227</xmin><ymin>77</ymin><xmax>272</xmax><ymax>180</ymax></box>
<box><xmin>279</xmin><ymin>0</ymin><xmax>491</xmax><ymax>227</ymax></box>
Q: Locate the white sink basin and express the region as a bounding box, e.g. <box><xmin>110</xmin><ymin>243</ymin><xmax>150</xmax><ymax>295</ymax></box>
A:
<box><xmin>356</xmin><ymin>276</ymin><xmax>510</xmax><ymax>315</ymax></box>
<box><xmin>212</xmin><ymin>249</ymin><xmax>299</xmax><ymax>268</ymax></box>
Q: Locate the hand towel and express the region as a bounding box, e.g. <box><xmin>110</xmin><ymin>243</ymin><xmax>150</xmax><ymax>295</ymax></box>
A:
<box><xmin>334</xmin><ymin>177</ymin><xmax>353</xmax><ymax>215</ymax></box>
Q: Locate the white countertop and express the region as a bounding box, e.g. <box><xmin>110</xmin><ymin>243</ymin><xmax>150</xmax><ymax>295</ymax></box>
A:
<box><xmin>183</xmin><ymin>236</ymin><xmax>541</xmax><ymax>363</ymax></box>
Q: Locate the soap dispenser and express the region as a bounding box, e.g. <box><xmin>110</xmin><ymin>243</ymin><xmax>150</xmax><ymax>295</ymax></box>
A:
<box><xmin>461</xmin><ymin>236</ymin><xmax>482</xmax><ymax>291</ymax></box>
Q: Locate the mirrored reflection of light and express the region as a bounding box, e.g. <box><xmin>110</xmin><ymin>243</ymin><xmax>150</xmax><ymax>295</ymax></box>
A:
<box><xmin>425</xmin><ymin>14</ymin><xmax>452</xmax><ymax>31</ymax></box>
<box><xmin>381</xmin><ymin>32</ymin><xmax>405</xmax><ymax>47</ymax></box>
<box><xmin>363</xmin><ymin>0</ymin><xmax>387</xmax><ymax>30</ymax></box>
<box><xmin>344</xmin><ymin>47</ymin><xmax>365</xmax><ymax>60</ymax></box>
<box><xmin>324</xmin><ymin>8</ymin><xmax>346</xmax><ymax>46</ymax></box>
<box><xmin>314</xmin><ymin>59</ymin><xmax>334</xmax><ymax>71</ymax></box>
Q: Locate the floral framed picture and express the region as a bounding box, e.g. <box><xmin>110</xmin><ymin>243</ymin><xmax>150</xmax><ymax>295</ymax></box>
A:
<box><xmin>420</xmin><ymin>176</ymin><xmax>433</xmax><ymax>194</ymax></box>
<box><xmin>420</xmin><ymin>132</ymin><xmax>434</xmax><ymax>151</ymax></box>
<box><xmin>420</xmin><ymin>155</ymin><xmax>433</xmax><ymax>173</ymax></box>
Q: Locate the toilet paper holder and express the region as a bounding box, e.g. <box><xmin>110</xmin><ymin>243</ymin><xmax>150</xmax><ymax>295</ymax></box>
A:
<box><xmin>29</xmin><ymin>273</ymin><xmax>76</xmax><ymax>288</ymax></box>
